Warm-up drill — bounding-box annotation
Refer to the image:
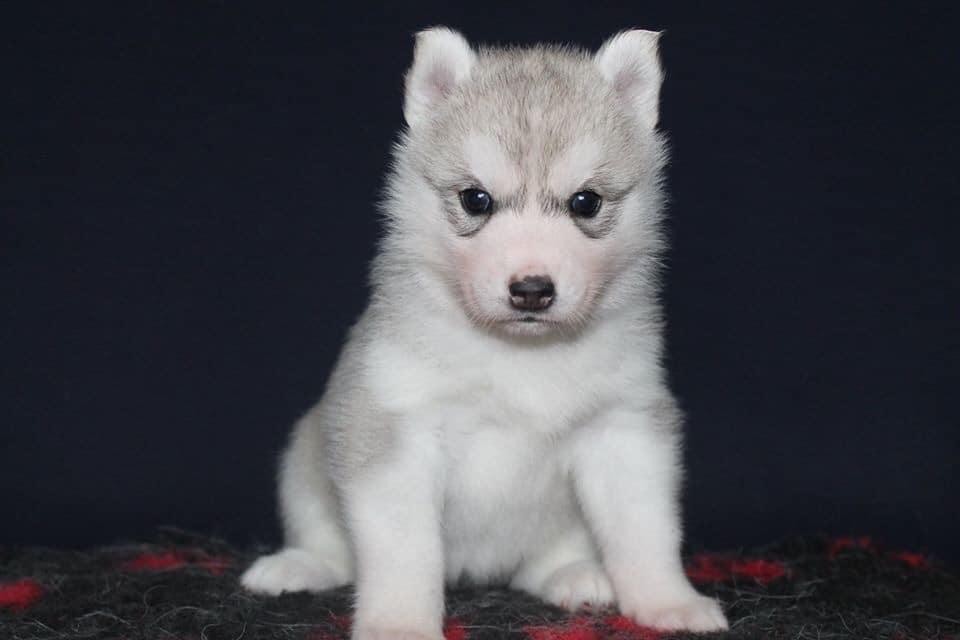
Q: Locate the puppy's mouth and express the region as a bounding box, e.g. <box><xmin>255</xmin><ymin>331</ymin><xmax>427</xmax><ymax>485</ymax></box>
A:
<box><xmin>498</xmin><ymin>314</ymin><xmax>558</xmax><ymax>327</ymax></box>
<box><xmin>507</xmin><ymin>315</ymin><xmax>552</xmax><ymax>324</ymax></box>
<box><xmin>487</xmin><ymin>313</ymin><xmax>575</xmax><ymax>337</ymax></box>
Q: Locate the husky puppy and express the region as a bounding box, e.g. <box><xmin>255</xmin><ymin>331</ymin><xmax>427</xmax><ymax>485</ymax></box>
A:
<box><xmin>242</xmin><ymin>27</ymin><xmax>728</xmax><ymax>638</ymax></box>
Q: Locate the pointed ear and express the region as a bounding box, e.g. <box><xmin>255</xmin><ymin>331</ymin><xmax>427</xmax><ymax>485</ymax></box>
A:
<box><xmin>403</xmin><ymin>27</ymin><xmax>476</xmax><ymax>129</ymax></box>
<box><xmin>594</xmin><ymin>30</ymin><xmax>664</xmax><ymax>129</ymax></box>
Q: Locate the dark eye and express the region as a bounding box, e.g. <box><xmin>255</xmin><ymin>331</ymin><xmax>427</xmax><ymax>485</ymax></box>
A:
<box><xmin>569</xmin><ymin>191</ymin><xmax>602</xmax><ymax>218</ymax></box>
<box><xmin>459</xmin><ymin>188</ymin><xmax>493</xmax><ymax>215</ymax></box>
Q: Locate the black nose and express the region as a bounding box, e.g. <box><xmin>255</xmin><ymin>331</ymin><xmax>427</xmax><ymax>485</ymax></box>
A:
<box><xmin>509</xmin><ymin>275</ymin><xmax>555</xmax><ymax>311</ymax></box>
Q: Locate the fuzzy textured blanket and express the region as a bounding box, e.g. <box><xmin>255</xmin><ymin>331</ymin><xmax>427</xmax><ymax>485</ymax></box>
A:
<box><xmin>2</xmin><ymin>530</ymin><xmax>958</xmax><ymax>640</ymax></box>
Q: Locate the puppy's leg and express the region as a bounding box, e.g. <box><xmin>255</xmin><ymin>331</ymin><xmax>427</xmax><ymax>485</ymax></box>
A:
<box><xmin>344</xmin><ymin>427</ymin><xmax>445</xmax><ymax>640</ymax></box>
<box><xmin>569</xmin><ymin>406</ymin><xmax>728</xmax><ymax>632</ymax></box>
<box><xmin>243</xmin><ymin>414</ymin><xmax>353</xmax><ymax>594</ymax></box>
<box><xmin>511</xmin><ymin>524</ymin><xmax>614</xmax><ymax>610</ymax></box>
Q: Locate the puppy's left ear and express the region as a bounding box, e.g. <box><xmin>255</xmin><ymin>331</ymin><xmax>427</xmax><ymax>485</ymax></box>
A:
<box><xmin>595</xmin><ymin>30</ymin><xmax>664</xmax><ymax>129</ymax></box>
<box><xmin>404</xmin><ymin>27</ymin><xmax>476</xmax><ymax>129</ymax></box>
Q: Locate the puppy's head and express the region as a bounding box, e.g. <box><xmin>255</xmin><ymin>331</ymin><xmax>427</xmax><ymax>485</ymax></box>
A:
<box><xmin>384</xmin><ymin>28</ymin><xmax>667</xmax><ymax>337</ymax></box>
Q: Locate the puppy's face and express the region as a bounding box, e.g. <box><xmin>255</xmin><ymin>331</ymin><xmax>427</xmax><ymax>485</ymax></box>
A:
<box><xmin>393</xmin><ymin>29</ymin><xmax>666</xmax><ymax>337</ymax></box>
<box><xmin>437</xmin><ymin>130</ymin><xmax>641</xmax><ymax>337</ymax></box>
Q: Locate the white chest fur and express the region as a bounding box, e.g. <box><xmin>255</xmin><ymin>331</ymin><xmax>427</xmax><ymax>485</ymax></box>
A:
<box><xmin>366</xmin><ymin>317</ymin><xmax>644</xmax><ymax>429</ymax></box>
<box><xmin>361</xmin><ymin>315</ymin><xmax>654</xmax><ymax>583</ymax></box>
<box><xmin>441</xmin><ymin>419</ymin><xmax>580</xmax><ymax>583</ymax></box>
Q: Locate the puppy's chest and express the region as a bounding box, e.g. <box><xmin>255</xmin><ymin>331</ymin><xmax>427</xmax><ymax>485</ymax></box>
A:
<box><xmin>446</xmin><ymin>354</ymin><xmax>610</xmax><ymax>428</ymax></box>
<box><xmin>442</xmin><ymin>422</ymin><xmax>573</xmax><ymax>528</ymax></box>
<box><xmin>372</xmin><ymin>331</ymin><xmax>626</xmax><ymax>425</ymax></box>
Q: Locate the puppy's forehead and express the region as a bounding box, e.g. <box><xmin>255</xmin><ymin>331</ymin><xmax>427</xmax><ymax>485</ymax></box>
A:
<box><xmin>458</xmin><ymin>119</ymin><xmax>619</xmax><ymax>200</ymax></box>
<box><xmin>464</xmin><ymin>133</ymin><xmax>522</xmax><ymax>195</ymax></box>
<box><xmin>463</xmin><ymin>131</ymin><xmax>603</xmax><ymax>193</ymax></box>
<box><xmin>426</xmin><ymin>47</ymin><xmax>642</xmax><ymax>198</ymax></box>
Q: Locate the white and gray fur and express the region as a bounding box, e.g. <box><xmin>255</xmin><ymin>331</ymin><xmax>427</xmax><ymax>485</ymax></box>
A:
<box><xmin>241</xmin><ymin>28</ymin><xmax>729</xmax><ymax>639</ymax></box>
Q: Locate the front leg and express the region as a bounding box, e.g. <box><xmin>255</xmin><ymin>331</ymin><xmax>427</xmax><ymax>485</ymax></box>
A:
<box><xmin>569</xmin><ymin>405</ymin><xmax>728</xmax><ymax>632</ymax></box>
<box><xmin>341</xmin><ymin>426</ymin><xmax>445</xmax><ymax>640</ymax></box>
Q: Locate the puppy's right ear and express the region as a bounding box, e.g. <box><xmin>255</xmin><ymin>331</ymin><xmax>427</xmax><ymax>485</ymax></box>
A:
<box><xmin>403</xmin><ymin>27</ymin><xmax>475</xmax><ymax>129</ymax></box>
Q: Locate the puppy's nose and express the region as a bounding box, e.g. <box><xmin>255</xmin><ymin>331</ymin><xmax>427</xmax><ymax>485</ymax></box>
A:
<box><xmin>509</xmin><ymin>275</ymin><xmax>555</xmax><ymax>311</ymax></box>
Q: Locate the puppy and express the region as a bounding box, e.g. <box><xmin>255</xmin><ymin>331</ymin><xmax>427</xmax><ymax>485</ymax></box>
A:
<box><xmin>242</xmin><ymin>27</ymin><xmax>728</xmax><ymax>639</ymax></box>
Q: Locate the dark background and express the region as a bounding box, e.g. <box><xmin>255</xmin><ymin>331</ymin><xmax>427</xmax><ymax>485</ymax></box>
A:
<box><xmin>3</xmin><ymin>4</ymin><xmax>957</xmax><ymax>565</ymax></box>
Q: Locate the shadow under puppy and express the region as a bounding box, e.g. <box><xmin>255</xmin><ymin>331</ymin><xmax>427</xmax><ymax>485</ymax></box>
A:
<box><xmin>242</xmin><ymin>27</ymin><xmax>728</xmax><ymax>640</ymax></box>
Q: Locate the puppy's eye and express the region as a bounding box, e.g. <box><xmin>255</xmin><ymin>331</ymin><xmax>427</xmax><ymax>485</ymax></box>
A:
<box><xmin>459</xmin><ymin>188</ymin><xmax>493</xmax><ymax>215</ymax></box>
<box><xmin>569</xmin><ymin>191</ymin><xmax>602</xmax><ymax>218</ymax></box>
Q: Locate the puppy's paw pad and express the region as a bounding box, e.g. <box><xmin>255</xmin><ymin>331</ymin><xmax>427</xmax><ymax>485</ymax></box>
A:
<box><xmin>352</xmin><ymin>627</ymin><xmax>441</xmax><ymax>640</ymax></box>
<box><xmin>241</xmin><ymin>548</ymin><xmax>340</xmax><ymax>595</ymax></box>
<box><xmin>542</xmin><ymin>561</ymin><xmax>615</xmax><ymax>610</ymax></box>
<box><xmin>626</xmin><ymin>594</ymin><xmax>727</xmax><ymax>632</ymax></box>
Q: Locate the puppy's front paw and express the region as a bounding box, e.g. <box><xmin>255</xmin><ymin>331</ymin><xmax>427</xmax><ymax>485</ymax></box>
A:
<box><xmin>241</xmin><ymin>548</ymin><xmax>342</xmax><ymax>595</ymax></box>
<box><xmin>541</xmin><ymin>561</ymin><xmax>615</xmax><ymax>610</ymax></box>
<box><xmin>352</xmin><ymin>627</ymin><xmax>442</xmax><ymax>640</ymax></box>
<box><xmin>623</xmin><ymin>593</ymin><xmax>728</xmax><ymax>633</ymax></box>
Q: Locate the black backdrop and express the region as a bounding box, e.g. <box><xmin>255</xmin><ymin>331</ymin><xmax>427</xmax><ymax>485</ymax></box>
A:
<box><xmin>3</xmin><ymin>3</ymin><xmax>958</xmax><ymax>566</ymax></box>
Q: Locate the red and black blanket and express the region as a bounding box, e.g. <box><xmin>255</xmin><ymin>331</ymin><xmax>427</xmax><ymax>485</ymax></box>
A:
<box><xmin>2</xmin><ymin>531</ymin><xmax>957</xmax><ymax>639</ymax></box>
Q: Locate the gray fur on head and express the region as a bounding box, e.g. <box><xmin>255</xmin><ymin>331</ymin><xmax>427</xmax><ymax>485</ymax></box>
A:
<box><xmin>378</xmin><ymin>28</ymin><xmax>669</xmax><ymax>338</ymax></box>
